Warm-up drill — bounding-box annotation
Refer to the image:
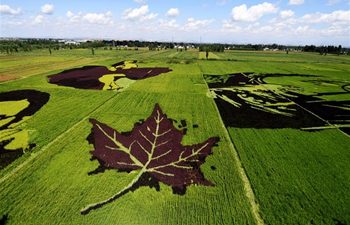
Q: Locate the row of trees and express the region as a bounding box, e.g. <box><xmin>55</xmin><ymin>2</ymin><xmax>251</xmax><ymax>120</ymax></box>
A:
<box><xmin>304</xmin><ymin>45</ymin><xmax>343</xmax><ymax>55</ymax></box>
<box><xmin>199</xmin><ymin>44</ymin><xmax>225</xmax><ymax>52</ymax></box>
<box><xmin>0</xmin><ymin>38</ymin><xmax>349</xmax><ymax>55</ymax></box>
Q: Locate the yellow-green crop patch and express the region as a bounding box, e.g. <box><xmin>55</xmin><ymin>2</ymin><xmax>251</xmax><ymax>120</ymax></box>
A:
<box><xmin>198</xmin><ymin>52</ymin><xmax>220</xmax><ymax>59</ymax></box>
<box><xmin>0</xmin><ymin>90</ymin><xmax>50</xmax><ymax>170</ymax></box>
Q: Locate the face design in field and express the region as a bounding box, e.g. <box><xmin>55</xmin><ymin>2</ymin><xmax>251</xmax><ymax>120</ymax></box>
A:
<box><xmin>47</xmin><ymin>60</ymin><xmax>172</xmax><ymax>91</ymax></box>
<box><xmin>0</xmin><ymin>90</ymin><xmax>50</xmax><ymax>170</ymax></box>
<box><xmin>205</xmin><ymin>73</ymin><xmax>350</xmax><ymax>135</ymax></box>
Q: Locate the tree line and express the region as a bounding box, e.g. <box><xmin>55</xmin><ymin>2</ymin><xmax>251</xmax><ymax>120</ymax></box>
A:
<box><xmin>0</xmin><ymin>38</ymin><xmax>349</xmax><ymax>55</ymax></box>
<box><xmin>303</xmin><ymin>45</ymin><xmax>343</xmax><ymax>55</ymax></box>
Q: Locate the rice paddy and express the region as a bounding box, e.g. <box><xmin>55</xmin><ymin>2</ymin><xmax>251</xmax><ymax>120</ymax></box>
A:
<box><xmin>1</xmin><ymin>49</ymin><xmax>349</xmax><ymax>224</ymax></box>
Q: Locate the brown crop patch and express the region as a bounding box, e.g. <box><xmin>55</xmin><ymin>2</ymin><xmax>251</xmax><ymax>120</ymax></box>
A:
<box><xmin>205</xmin><ymin>73</ymin><xmax>350</xmax><ymax>135</ymax></box>
<box><xmin>81</xmin><ymin>104</ymin><xmax>218</xmax><ymax>214</ymax></box>
<box><xmin>0</xmin><ymin>90</ymin><xmax>50</xmax><ymax>170</ymax></box>
<box><xmin>47</xmin><ymin>60</ymin><xmax>172</xmax><ymax>90</ymax></box>
<box><xmin>0</xmin><ymin>76</ymin><xmax>21</xmax><ymax>82</ymax></box>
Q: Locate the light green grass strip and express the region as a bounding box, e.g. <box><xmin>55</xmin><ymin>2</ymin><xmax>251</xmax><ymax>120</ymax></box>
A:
<box><xmin>212</xmin><ymin>103</ymin><xmax>264</xmax><ymax>225</ymax></box>
<box><xmin>200</xmin><ymin>64</ymin><xmax>264</xmax><ymax>225</ymax></box>
<box><xmin>198</xmin><ymin>52</ymin><xmax>220</xmax><ymax>59</ymax></box>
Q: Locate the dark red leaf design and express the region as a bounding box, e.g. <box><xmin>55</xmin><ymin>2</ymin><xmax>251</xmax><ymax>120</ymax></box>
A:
<box><xmin>82</xmin><ymin>104</ymin><xmax>218</xmax><ymax>214</ymax></box>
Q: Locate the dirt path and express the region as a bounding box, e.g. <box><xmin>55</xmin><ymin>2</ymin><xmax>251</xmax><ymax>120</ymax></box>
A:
<box><xmin>0</xmin><ymin>76</ymin><xmax>21</xmax><ymax>82</ymax></box>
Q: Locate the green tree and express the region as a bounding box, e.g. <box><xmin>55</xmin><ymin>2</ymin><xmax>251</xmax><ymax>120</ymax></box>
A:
<box><xmin>338</xmin><ymin>45</ymin><xmax>342</xmax><ymax>55</ymax></box>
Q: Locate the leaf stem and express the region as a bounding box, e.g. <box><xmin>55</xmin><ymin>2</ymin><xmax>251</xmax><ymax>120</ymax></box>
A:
<box><xmin>81</xmin><ymin>170</ymin><xmax>145</xmax><ymax>215</ymax></box>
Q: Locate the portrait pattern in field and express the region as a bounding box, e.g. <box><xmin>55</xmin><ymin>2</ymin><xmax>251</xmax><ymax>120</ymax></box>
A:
<box><xmin>47</xmin><ymin>60</ymin><xmax>172</xmax><ymax>91</ymax></box>
<box><xmin>0</xmin><ymin>90</ymin><xmax>50</xmax><ymax>170</ymax></box>
<box><xmin>205</xmin><ymin>73</ymin><xmax>350</xmax><ymax>135</ymax></box>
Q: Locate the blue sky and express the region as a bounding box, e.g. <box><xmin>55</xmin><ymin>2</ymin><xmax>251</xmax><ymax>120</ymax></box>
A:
<box><xmin>1</xmin><ymin>0</ymin><xmax>349</xmax><ymax>46</ymax></box>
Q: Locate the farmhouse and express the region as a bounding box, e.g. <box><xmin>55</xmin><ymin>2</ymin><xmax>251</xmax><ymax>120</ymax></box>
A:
<box><xmin>64</xmin><ymin>40</ymin><xmax>80</xmax><ymax>45</ymax></box>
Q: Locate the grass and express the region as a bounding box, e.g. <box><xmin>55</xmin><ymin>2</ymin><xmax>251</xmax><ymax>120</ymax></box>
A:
<box><xmin>0</xmin><ymin>50</ymin><xmax>255</xmax><ymax>224</ymax></box>
<box><xmin>198</xmin><ymin>52</ymin><xmax>220</xmax><ymax>59</ymax></box>
<box><xmin>0</xmin><ymin>49</ymin><xmax>349</xmax><ymax>224</ymax></box>
<box><xmin>228</xmin><ymin>128</ymin><xmax>350</xmax><ymax>224</ymax></box>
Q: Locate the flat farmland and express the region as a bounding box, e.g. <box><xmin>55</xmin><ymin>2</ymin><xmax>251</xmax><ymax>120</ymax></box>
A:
<box><xmin>0</xmin><ymin>49</ymin><xmax>349</xmax><ymax>224</ymax></box>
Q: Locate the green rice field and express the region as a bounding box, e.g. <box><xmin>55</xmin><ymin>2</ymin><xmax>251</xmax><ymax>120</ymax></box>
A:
<box><xmin>1</xmin><ymin>48</ymin><xmax>349</xmax><ymax>224</ymax></box>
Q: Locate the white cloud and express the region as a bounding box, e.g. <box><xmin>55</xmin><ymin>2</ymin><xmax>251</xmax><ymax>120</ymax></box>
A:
<box><xmin>299</xmin><ymin>10</ymin><xmax>349</xmax><ymax>25</ymax></box>
<box><xmin>122</xmin><ymin>5</ymin><xmax>149</xmax><ymax>21</ymax></box>
<box><xmin>222</xmin><ymin>25</ymin><xmax>242</xmax><ymax>33</ymax></box>
<box><xmin>158</xmin><ymin>19</ymin><xmax>180</xmax><ymax>30</ymax></box>
<box><xmin>65</xmin><ymin>11</ymin><xmax>82</xmax><ymax>23</ymax></box>
<box><xmin>288</xmin><ymin>0</ymin><xmax>305</xmax><ymax>5</ymax></box>
<box><xmin>321</xmin><ymin>25</ymin><xmax>348</xmax><ymax>36</ymax></box>
<box><xmin>122</xmin><ymin>5</ymin><xmax>158</xmax><ymax>22</ymax></box>
<box><xmin>1</xmin><ymin>0</ymin><xmax>348</xmax><ymax>46</ymax></box>
<box><xmin>166</xmin><ymin>8</ymin><xmax>179</xmax><ymax>17</ymax></box>
<box><xmin>280</xmin><ymin>10</ymin><xmax>295</xmax><ymax>19</ymax></box>
<box><xmin>41</xmin><ymin>4</ymin><xmax>54</xmax><ymax>15</ymax></box>
<box><xmin>106</xmin><ymin>11</ymin><xmax>113</xmax><ymax>17</ymax></box>
<box><xmin>231</xmin><ymin>2</ymin><xmax>278</xmax><ymax>22</ymax></box>
<box><xmin>181</xmin><ymin>18</ymin><xmax>215</xmax><ymax>31</ymax></box>
<box><xmin>140</xmin><ymin>13</ymin><xmax>158</xmax><ymax>21</ymax></box>
<box><xmin>326</xmin><ymin>0</ymin><xmax>342</xmax><ymax>5</ymax></box>
<box><xmin>0</xmin><ymin>5</ymin><xmax>22</xmax><ymax>15</ymax></box>
<box><xmin>82</xmin><ymin>12</ymin><xmax>113</xmax><ymax>24</ymax></box>
<box><xmin>32</xmin><ymin>15</ymin><xmax>44</xmax><ymax>25</ymax></box>
<box><xmin>66</xmin><ymin>11</ymin><xmax>74</xmax><ymax>18</ymax></box>
<box><xmin>217</xmin><ymin>0</ymin><xmax>231</xmax><ymax>6</ymax></box>
<box><xmin>259</xmin><ymin>25</ymin><xmax>274</xmax><ymax>32</ymax></box>
<box><xmin>294</xmin><ymin>25</ymin><xmax>309</xmax><ymax>33</ymax></box>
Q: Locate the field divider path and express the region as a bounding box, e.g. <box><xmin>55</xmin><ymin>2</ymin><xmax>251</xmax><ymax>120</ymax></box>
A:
<box><xmin>199</xmin><ymin>63</ymin><xmax>264</xmax><ymax>225</ymax></box>
<box><xmin>0</xmin><ymin>92</ymin><xmax>120</xmax><ymax>184</ymax></box>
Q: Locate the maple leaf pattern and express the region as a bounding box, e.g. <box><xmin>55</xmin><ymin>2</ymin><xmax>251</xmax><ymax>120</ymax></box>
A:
<box><xmin>82</xmin><ymin>104</ymin><xmax>218</xmax><ymax>214</ymax></box>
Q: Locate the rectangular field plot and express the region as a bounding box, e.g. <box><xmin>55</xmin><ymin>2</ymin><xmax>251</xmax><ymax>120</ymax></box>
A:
<box><xmin>0</xmin><ymin>52</ymin><xmax>256</xmax><ymax>224</ymax></box>
<box><xmin>228</xmin><ymin>128</ymin><xmax>350</xmax><ymax>224</ymax></box>
<box><xmin>1</xmin><ymin>49</ymin><xmax>349</xmax><ymax>225</ymax></box>
<box><xmin>202</xmin><ymin>56</ymin><xmax>350</xmax><ymax>224</ymax></box>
